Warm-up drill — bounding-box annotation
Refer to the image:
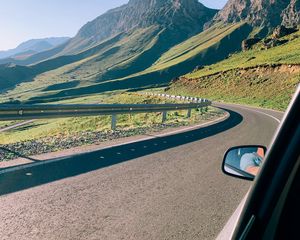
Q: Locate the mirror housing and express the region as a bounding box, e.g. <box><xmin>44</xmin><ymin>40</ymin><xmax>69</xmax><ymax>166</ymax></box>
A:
<box><xmin>222</xmin><ymin>145</ymin><xmax>267</xmax><ymax>181</ymax></box>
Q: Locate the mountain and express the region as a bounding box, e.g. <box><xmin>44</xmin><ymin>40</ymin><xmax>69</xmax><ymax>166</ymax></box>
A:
<box><xmin>61</xmin><ymin>0</ymin><xmax>217</xmax><ymax>55</ymax></box>
<box><xmin>0</xmin><ymin>37</ymin><xmax>70</xmax><ymax>60</ymax></box>
<box><xmin>207</xmin><ymin>0</ymin><xmax>299</xmax><ymax>35</ymax></box>
<box><xmin>0</xmin><ymin>0</ymin><xmax>220</xmax><ymax>97</ymax></box>
<box><xmin>1</xmin><ymin>0</ymin><xmax>217</xmax><ymax>65</ymax></box>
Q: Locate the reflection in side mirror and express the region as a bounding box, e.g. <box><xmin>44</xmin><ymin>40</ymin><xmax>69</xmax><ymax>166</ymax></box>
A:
<box><xmin>222</xmin><ymin>145</ymin><xmax>267</xmax><ymax>181</ymax></box>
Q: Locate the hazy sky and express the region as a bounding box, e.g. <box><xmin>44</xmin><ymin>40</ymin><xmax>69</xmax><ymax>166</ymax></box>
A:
<box><xmin>0</xmin><ymin>0</ymin><xmax>227</xmax><ymax>51</ymax></box>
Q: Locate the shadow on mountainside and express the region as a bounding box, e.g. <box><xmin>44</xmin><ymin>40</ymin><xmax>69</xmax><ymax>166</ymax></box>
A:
<box><xmin>28</xmin><ymin>24</ymin><xmax>252</xmax><ymax>104</ymax></box>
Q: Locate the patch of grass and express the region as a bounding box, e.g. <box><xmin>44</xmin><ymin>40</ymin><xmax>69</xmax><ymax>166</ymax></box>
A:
<box><xmin>0</xmin><ymin>121</ymin><xmax>21</xmax><ymax>129</ymax></box>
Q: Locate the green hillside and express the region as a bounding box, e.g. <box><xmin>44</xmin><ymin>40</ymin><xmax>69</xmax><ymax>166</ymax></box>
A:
<box><xmin>187</xmin><ymin>31</ymin><xmax>300</xmax><ymax>79</ymax></box>
<box><xmin>0</xmin><ymin>26</ymin><xmax>162</xmax><ymax>100</ymax></box>
<box><xmin>148</xmin><ymin>23</ymin><xmax>246</xmax><ymax>71</ymax></box>
<box><xmin>168</xmin><ymin>30</ymin><xmax>300</xmax><ymax>110</ymax></box>
<box><xmin>1</xmin><ymin>23</ymin><xmax>251</xmax><ymax>104</ymax></box>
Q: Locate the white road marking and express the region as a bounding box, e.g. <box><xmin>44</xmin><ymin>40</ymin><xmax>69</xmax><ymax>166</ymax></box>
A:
<box><xmin>216</xmin><ymin>102</ymin><xmax>284</xmax><ymax>114</ymax></box>
<box><xmin>246</xmin><ymin>108</ymin><xmax>281</xmax><ymax>124</ymax></box>
<box><xmin>226</xmin><ymin>104</ymin><xmax>281</xmax><ymax>124</ymax></box>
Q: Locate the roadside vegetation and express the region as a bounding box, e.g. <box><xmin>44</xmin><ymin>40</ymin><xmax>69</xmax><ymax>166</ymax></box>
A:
<box><xmin>0</xmin><ymin>92</ymin><xmax>225</xmax><ymax>161</ymax></box>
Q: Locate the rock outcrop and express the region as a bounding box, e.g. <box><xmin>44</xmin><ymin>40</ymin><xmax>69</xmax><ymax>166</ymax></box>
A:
<box><xmin>206</xmin><ymin>0</ymin><xmax>299</xmax><ymax>33</ymax></box>
<box><xmin>272</xmin><ymin>25</ymin><xmax>298</xmax><ymax>38</ymax></box>
<box><xmin>282</xmin><ymin>0</ymin><xmax>300</xmax><ymax>26</ymax></box>
<box><xmin>242</xmin><ymin>38</ymin><xmax>261</xmax><ymax>51</ymax></box>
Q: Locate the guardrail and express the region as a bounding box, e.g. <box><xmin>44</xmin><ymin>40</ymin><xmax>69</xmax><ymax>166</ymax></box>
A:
<box><xmin>0</xmin><ymin>101</ymin><xmax>211</xmax><ymax>130</ymax></box>
<box><xmin>142</xmin><ymin>92</ymin><xmax>209</xmax><ymax>103</ymax></box>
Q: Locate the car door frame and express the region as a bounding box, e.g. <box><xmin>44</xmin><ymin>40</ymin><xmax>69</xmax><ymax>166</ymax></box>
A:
<box><xmin>231</xmin><ymin>85</ymin><xmax>300</xmax><ymax>239</ymax></box>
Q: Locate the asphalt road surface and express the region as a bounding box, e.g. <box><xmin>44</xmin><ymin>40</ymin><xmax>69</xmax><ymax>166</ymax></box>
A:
<box><xmin>0</xmin><ymin>103</ymin><xmax>283</xmax><ymax>240</ymax></box>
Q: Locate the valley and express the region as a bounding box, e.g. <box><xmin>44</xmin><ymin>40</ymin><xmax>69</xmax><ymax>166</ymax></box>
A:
<box><xmin>1</xmin><ymin>0</ymin><xmax>300</xmax><ymax>158</ymax></box>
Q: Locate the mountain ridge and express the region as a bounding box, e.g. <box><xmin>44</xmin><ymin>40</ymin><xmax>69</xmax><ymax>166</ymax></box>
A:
<box><xmin>0</xmin><ymin>37</ymin><xmax>70</xmax><ymax>60</ymax></box>
<box><xmin>0</xmin><ymin>0</ymin><xmax>217</xmax><ymax>66</ymax></box>
<box><xmin>207</xmin><ymin>0</ymin><xmax>300</xmax><ymax>35</ymax></box>
<box><xmin>0</xmin><ymin>0</ymin><xmax>219</xmax><ymax>94</ymax></box>
<box><xmin>61</xmin><ymin>0</ymin><xmax>217</xmax><ymax>55</ymax></box>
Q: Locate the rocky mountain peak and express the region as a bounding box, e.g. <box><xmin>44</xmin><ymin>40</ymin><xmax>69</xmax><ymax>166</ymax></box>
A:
<box><xmin>282</xmin><ymin>0</ymin><xmax>300</xmax><ymax>26</ymax></box>
<box><xmin>127</xmin><ymin>0</ymin><xmax>205</xmax><ymax>9</ymax></box>
<box><xmin>208</xmin><ymin>0</ymin><xmax>299</xmax><ymax>32</ymax></box>
<box><xmin>69</xmin><ymin>0</ymin><xmax>217</xmax><ymax>53</ymax></box>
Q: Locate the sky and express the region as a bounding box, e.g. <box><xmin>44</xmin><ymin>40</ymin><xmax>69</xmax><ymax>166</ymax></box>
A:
<box><xmin>0</xmin><ymin>0</ymin><xmax>227</xmax><ymax>51</ymax></box>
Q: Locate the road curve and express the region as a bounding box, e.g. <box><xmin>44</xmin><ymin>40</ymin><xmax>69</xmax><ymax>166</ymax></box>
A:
<box><xmin>0</xmin><ymin>104</ymin><xmax>283</xmax><ymax>240</ymax></box>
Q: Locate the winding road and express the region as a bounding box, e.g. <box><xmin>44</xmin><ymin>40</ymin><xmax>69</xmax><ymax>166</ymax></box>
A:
<box><xmin>0</xmin><ymin>103</ymin><xmax>283</xmax><ymax>240</ymax></box>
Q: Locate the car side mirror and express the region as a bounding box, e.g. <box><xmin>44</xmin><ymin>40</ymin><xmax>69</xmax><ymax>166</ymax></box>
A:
<box><xmin>222</xmin><ymin>145</ymin><xmax>267</xmax><ymax>181</ymax></box>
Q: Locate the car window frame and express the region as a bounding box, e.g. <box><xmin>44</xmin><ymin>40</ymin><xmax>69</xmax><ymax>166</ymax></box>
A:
<box><xmin>232</xmin><ymin>85</ymin><xmax>300</xmax><ymax>239</ymax></box>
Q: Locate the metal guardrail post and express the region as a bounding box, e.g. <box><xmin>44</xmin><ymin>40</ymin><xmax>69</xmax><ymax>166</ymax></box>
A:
<box><xmin>198</xmin><ymin>108</ymin><xmax>202</xmax><ymax>115</ymax></box>
<box><xmin>200</xmin><ymin>107</ymin><xmax>205</xmax><ymax>115</ymax></box>
<box><xmin>111</xmin><ymin>114</ymin><xmax>117</xmax><ymax>130</ymax></box>
<box><xmin>162</xmin><ymin>111</ymin><xmax>167</xmax><ymax>123</ymax></box>
<box><xmin>187</xmin><ymin>109</ymin><xmax>192</xmax><ymax>118</ymax></box>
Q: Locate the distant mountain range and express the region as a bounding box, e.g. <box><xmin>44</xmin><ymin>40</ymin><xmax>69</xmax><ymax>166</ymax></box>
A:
<box><xmin>1</xmin><ymin>0</ymin><xmax>299</xmax><ymax>103</ymax></box>
<box><xmin>0</xmin><ymin>37</ymin><xmax>70</xmax><ymax>61</ymax></box>
<box><xmin>0</xmin><ymin>0</ymin><xmax>217</xmax><ymax>66</ymax></box>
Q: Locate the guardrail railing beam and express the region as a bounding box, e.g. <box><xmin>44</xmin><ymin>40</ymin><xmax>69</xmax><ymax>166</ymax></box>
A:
<box><xmin>0</xmin><ymin>101</ymin><xmax>211</xmax><ymax>122</ymax></box>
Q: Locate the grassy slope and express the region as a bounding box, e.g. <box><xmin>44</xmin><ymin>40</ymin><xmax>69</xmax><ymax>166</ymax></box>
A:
<box><xmin>168</xmin><ymin>31</ymin><xmax>300</xmax><ymax>111</ymax></box>
<box><xmin>1</xmin><ymin>26</ymin><xmax>162</xmax><ymax>102</ymax></box>
<box><xmin>187</xmin><ymin>32</ymin><xmax>300</xmax><ymax>79</ymax></box>
<box><xmin>148</xmin><ymin>23</ymin><xmax>245</xmax><ymax>71</ymax></box>
<box><xmin>2</xmin><ymin>23</ymin><xmax>251</xmax><ymax>104</ymax></box>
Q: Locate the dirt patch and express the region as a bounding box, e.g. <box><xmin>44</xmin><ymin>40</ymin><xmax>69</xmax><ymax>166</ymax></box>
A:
<box><xmin>177</xmin><ymin>64</ymin><xmax>300</xmax><ymax>83</ymax></box>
